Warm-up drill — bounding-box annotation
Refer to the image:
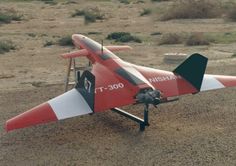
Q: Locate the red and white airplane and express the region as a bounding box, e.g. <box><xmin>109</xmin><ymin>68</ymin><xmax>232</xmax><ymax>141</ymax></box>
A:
<box><xmin>5</xmin><ymin>34</ymin><xmax>236</xmax><ymax>132</ymax></box>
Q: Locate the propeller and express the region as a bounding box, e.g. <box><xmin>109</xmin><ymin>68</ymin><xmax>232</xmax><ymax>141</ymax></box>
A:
<box><xmin>135</xmin><ymin>89</ymin><xmax>161</xmax><ymax>108</ymax></box>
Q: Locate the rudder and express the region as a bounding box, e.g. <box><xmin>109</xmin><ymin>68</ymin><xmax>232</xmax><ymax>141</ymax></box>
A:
<box><xmin>173</xmin><ymin>53</ymin><xmax>208</xmax><ymax>91</ymax></box>
<box><xmin>75</xmin><ymin>70</ymin><xmax>95</xmax><ymax>111</ymax></box>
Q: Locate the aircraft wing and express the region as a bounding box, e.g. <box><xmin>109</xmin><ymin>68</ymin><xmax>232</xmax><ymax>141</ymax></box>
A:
<box><xmin>5</xmin><ymin>71</ymin><xmax>96</xmax><ymax>132</ymax></box>
<box><xmin>61</xmin><ymin>45</ymin><xmax>132</xmax><ymax>59</ymax></box>
<box><xmin>134</xmin><ymin>54</ymin><xmax>236</xmax><ymax>98</ymax></box>
<box><xmin>5</xmin><ymin>65</ymin><xmax>138</xmax><ymax>131</ymax></box>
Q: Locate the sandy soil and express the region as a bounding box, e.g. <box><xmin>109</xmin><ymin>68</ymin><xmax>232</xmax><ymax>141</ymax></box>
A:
<box><xmin>0</xmin><ymin>0</ymin><xmax>236</xmax><ymax>165</ymax></box>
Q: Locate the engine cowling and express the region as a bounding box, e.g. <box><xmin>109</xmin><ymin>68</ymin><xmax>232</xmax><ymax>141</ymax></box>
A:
<box><xmin>135</xmin><ymin>89</ymin><xmax>161</xmax><ymax>107</ymax></box>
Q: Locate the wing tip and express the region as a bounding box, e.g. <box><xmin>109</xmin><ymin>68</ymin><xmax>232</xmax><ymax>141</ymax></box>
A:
<box><xmin>5</xmin><ymin>119</ymin><xmax>16</xmax><ymax>132</ymax></box>
<box><xmin>5</xmin><ymin>121</ymin><xmax>10</xmax><ymax>132</ymax></box>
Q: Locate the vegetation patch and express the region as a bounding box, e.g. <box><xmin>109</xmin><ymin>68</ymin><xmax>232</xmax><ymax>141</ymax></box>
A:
<box><xmin>31</xmin><ymin>81</ymin><xmax>45</xmax><ymax>88</ymax></box>
<box><xmin>160</xmin><ymin>0</ymin><xmax>221</xmax><ymax>21</ymax></box>
<box><xmin>205</xmin><ymin>32</ymin><xmax>236</xmax><ymax>44</ymax></box>
<box><xmin>58</xmin><ymin>36</ymin><xmax>73</xmax><ymax>46</ymax></box>
<box><xmin>140</xmin><ymin>8</ymin><xmax>152</xmax><ymax>16</ymax></box>
<box><xmin>0</xmin><ymin>40</ymin><xmax>15</xmax><ymax>54</ymax></box>
<box><xmin>72</xmin><ymin>7</ymin><xmax>105</xmax><ymax>24</ymax></box>
<box><xmin>37</xmin><ymin>0</ymin><xmax>57</xmax><ymax>5</ymax></box>
<box><xmin>27</xmin><ymin>33</ymin><xmax>37</xmax><ymax>38</ymax></box>
<box><xmin>159</xmin><ymin>33</ymin><xmax>183</xmax><ymax>45</ymax></box>
<box><xmin>151</xmin><ymin>0</ymin><xmax>169</xmax><ymax>2</ymax></box>
<box><xmin>0</xmin><ymin>9</ymin><xmax>23</xmax><ymax>24</ymax></box>
<box><xmin>44</xmin><ymin>41</ymin><xmax>54</xmax><ymax>47</ymax></box>
<box><xmin>225</xmin><ymin>3</ymin><xmax>236</xmax><ymax>21</ymax></box>
<box><xmin>87</xmin><ymin>32</ymin><xmax>102</xmax><ymax>35</ymax></box>
<box><xmin>185</xmin><ymin>33</ymin><xmax>210</xmax><ymax>46</ymax></box>
<box><xmin>151</xmin><ymin>32</ymin><xmax>162</xmax><ymax>36</ymax></box>
<box><xmin>0</xmin><ymin>74</ymin><xmax>15</xmax><ymax>79</ymax></box>
<box><xmin>119</xmin><ymin>0</ymin><xmax>130</xmax><ymax>4</ymax></box>
<box><xmin>159</xmin><ymin>33</ymin><xmax>211</xmax><ymax>46</ymax></box>
<box><xmin>107</xmin><ymin>32</ymin><xmax>142</xmax><ymax>43</ymax></box>
<box><xmin>232</xmin><ymin>53</ymin><xmax>236</xmax><ymax>58</ymax></box>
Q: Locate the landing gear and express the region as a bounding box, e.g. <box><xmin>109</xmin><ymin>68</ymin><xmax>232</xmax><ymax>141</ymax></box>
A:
<box><xmin>111</xmin><ymin>89</ymin><xmax>161</xmax><ymax>131</ymax></box>
<box><xmin>111</xmin><ymin>104</ymin><xmax>150</xmax><ymax>132</ymax></box>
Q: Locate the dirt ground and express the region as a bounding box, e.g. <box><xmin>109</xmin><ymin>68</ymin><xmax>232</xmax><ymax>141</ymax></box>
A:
<box><xmin>0</xmin><ymin>0</ymin><xmax>236</xmax><ymax>165</ymax></box>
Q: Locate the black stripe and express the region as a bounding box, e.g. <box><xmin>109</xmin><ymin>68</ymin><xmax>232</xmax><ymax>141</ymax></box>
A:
<box><xmin>100</xmin><ymin>53</ymin><xmax>112</xmax><ymax>60</ymax></box>
<box><xmin>116</xmin><ymin>68</ymin><xmax>144</xmax><ymax>85</ymax></box>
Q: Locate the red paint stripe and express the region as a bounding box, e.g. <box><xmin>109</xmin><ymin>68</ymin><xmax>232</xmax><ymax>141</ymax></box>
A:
<box><xmin>215</xmin><ymin>75</ymin><xmax>236</xmax><ymax>87</ymax></box>
<box><xmin>5</xmin><ymin>102</ymin><xmax>57</xmax><ymax>132</ymax></box>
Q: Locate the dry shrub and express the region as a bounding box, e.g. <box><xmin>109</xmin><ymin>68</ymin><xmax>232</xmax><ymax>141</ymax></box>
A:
<box><xmin>159</xmin><ymin>33</ymin><xmax>182</xmax><ymax>45</ymax></box>
<box><xmin>151</xmin><ymin>0</ymin><xmax>169</xmax><ymax>2</ymax></box>
<box><xmin>140</xmin><ymin>8</ymin><xmax>152</xmax><ymax>16</ymax></box>
<box><xmin>186</xmin><ymin>33</ymin><xmax>210</xmax><ymax>46</ymax></box>
<box><xmin>58</xmin><ymin>36</ymin><xmax>73</xmax><ymax>46</ymax></box>
<box><xmin>0</xmin><ymin>40</ymin><xmax>15</xmax><ymax>54</ymax></box>
<box><xmin>226</xmin><ymin>3</ymin><xmax>236</xmax><ymax>21</ymax></box>
<box><xmin>0</xmin><ymin>8</ymin><xmax>23</xmax><ymax>24</ymax></box>
<box><xmin>107</xmin><ymin>32</ymin><xmax>142</xmax><ymax>43</ymax></box>
<box><xmin>72</xmin><ymin>7</ymin><xmax>105</xmax><ymax>24</ymax></box>
<box><xmin>160</xmin><ymin>0</ymin><xmax>221</xmax><ymax>21</ymax></box>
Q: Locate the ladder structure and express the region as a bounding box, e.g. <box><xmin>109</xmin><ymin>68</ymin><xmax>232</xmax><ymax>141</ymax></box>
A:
<box><xmin>64</xmin><ymin>58</ymin><xmax>91</xmax><ymax>92</ymax></box>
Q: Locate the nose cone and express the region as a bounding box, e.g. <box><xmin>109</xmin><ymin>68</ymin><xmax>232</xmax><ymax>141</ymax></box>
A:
<box><xmin>72</xmin><ymin>34</ymin><xmax>86</xmax><ymax>49</ymax></box>
<box><xmin>72</xmin><ymin>34</ymin><xmax>86</xmax><ymax>42</ymax></box>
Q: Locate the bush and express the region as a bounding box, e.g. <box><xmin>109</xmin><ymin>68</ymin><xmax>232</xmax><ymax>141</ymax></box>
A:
<box><xmin>140</xmin><ymin>8</ymin><xmax>152</xmax><ymax>16</ymax></box>
<box><xmin>107</xmin><ymin>32</ymin><xmax>130</xmax><ymax>40</ymax></box>
<box><xmin>0</xmin><ymin>41</ymin><xmax>15</xmax><ymax>54</ymax></box>
<box><xmin>58</xmin><ymin>36</ymin><xmax>73</xmax><ymax>46</ymax></box>
<box><xmin>107</xmin><ymin>32</ymin><xmax>142</xmax><ymax>43</ymax></box>
<box><xmin>38</xmin><ymin>0</ymin><xmax>57</xmax><ymax>5</ymax></box>
<box><xmin>71</xmin><ymin>10</ymin><xmax>85</xmax><ymax>17</ymax></box>
<box><xmin>71</xmin><ymin>7</ymin><xmax>105</xmax><ymax>24</ymax></box>
<box><xmin>160</xmin><ymin>0</ymin><xmax>221</xmax><ymax>21</ymax></box>
<box><xmin>119</xmin><ymin>0</ymin><xmax>130</xmax><ymax>4</ymax></box>
<box><xmin>151</xmin><ymin>32</ymin><xmax>162</xmax><ymax>36</ymax></box>
<box><xmin>186</xmin><ymin>33</ymin><xmax>210</xmax><ymax>46</ymax></box>
<box><xmin>44</xmin><ymin>41</ymin><xmax>54</xmax><ymax>47</ymax></box>
<box><xmin>0</xmin><ymin>9</ymin><xmax>23</xmax><ymax>24</ymax></box>
<box><xmin>151</xmin><ymin>0</ymin><xmax>169</xmax><ymax>2</ymax></box>
<box><xmin>159</xmin><ymin>33</ymin><xmax>182</xmax><ymax>45</ymax></box>
<box><xmin>226</xmin><ymin>4</ymin><xmax>236</xmax><ymax>21</ymax></box>
<box><xmin>232</xmin><ymin>53</ymin><xmax>236</xmax><ymax>58</ymax></box>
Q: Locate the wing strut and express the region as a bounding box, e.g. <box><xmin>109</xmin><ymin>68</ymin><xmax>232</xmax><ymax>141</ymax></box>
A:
<box><xmin>111</xmin><ymin>106</ymin><xmax>150</xmax><ymax>131</ymax></box>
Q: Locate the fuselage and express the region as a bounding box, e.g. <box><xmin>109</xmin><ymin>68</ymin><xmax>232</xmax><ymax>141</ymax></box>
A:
<box><xmin>72</xmin><ymin>34</ymin><xmax>154</xmax><ymax>90</ymax></box>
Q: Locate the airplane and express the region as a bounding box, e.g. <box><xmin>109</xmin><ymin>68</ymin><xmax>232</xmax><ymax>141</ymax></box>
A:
<box><xmin>5</xmin><ymin>34</ymin><xmax>236</xmax><ymax>132</ymax></box>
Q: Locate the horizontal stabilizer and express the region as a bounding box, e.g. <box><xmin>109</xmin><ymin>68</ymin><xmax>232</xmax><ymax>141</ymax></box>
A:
<box><xmin>201</xmin><ymin>74</ymin><xmax>236</xmax><ymax>91</ymax></box>
<box><xmin>173</xmin><ymin>53</ymin><xmax>208</xmax><ymax>91</ymax></box>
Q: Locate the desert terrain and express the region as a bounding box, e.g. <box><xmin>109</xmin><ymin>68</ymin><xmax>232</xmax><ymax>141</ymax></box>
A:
<box><xmin>0</xmin><ymin>0</ymin><xmax>236</xmax><ymax>165</ymax></box>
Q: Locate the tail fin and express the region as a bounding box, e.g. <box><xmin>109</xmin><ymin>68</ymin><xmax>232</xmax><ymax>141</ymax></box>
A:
<box><xmin>173</xmin><ymin>53</ymin><xmax>208</xmax><ymax>91</ymax></box>
<box><xmin>75</xmin><ymin>70</ymin><xmax>95</xmax><ymax>111</ymax></box>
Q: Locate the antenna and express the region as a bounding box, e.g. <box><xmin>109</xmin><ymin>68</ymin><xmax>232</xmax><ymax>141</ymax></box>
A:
<box><xmin>101</xmin><ymin>40</ymin><xmax>103</xmax><ymax>54</ymax></box>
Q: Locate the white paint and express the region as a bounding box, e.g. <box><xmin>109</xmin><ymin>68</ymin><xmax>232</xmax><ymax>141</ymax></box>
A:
<box><xmin>200</xmin><ymin>74</ymin><xmax>225</xmax><ymax>91</ymax></box>
<box><xmin>48</xmin><ymin>89</ymin><xmax>93</xmax><ymax>120</ymax></box>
